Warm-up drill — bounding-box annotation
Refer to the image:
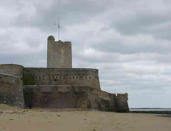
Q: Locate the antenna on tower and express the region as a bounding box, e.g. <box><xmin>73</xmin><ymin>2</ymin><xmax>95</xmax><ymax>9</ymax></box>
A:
<box><xmin>57</xmin><ymin>17</ymin><xmax>61</xmax><ymax>41</ymax></box>
<box><xmin>56</xmin><ymin>0</ymin><xmax>61</xmax><ymax>41</ymax></box>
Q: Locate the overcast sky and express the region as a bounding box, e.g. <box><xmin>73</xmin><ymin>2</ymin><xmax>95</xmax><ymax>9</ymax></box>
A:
<box><xmin>0</xmin><ymin>0</ymin><xmax>171</xmax><ymax>108</ymax></box>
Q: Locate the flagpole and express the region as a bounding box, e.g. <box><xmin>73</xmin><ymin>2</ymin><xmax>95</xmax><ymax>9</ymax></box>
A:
<box><xmin>57</xmin><ymin>0</ymin><xmax>61</xmax><ymax>41</ymax></box>
<box><xmin>57</xmin><ymin>19</ymin><xmax>60</xmax><ymax>41</ymax></box>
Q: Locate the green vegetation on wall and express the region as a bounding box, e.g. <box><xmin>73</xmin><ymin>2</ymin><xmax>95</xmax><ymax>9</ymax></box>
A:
<box><xmin>23</xmin><ymin>73</ymin><xmax>35</xmax><ymax>85</ymax></box>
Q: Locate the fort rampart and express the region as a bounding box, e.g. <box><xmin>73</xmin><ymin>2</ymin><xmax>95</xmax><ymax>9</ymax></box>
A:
<box><xmin>24</xmin><ymin>85</ymin><xmax>128</xmax><ymax>111</ymax></box>
<box><xmin>0</xmin><ymin>64</ymin><xmax>129</xmax><ymax>111</ymax></box>
<box><xmin>0</xmin><ymin>74</ymin><xmax>24</xmax><ymax>108</ymax></box>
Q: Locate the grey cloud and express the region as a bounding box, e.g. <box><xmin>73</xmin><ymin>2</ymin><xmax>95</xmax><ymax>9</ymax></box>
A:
<box><xmin>92</xmin><ymin>35</ymin><xmax>171</xmax><ymax>54</ymax></box>
<box><xmin>108</xmin><ymin>1</ymin><xmax>171</xmax><ymax>40</ymax></box>
<box><xmin>13</xmin><ymin>0</ymin><xmax>114</xmax><ymax>31</ymax></box>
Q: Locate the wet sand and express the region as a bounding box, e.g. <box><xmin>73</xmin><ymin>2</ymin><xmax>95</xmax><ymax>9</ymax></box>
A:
<box><xmin>0</xmin><ymin>104</ymin><xmax>171</xmax><ymax>131</ymax></box>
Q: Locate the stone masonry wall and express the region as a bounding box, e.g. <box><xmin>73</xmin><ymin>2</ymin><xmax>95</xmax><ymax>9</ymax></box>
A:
<box><xmin>47</xmin><ymin>36</ymin><xmax>72</xmax><ymax>68</ymax></box>
<box><xmin>0</xmin><ymin>64</ymin><xmax>25</xmax><ymax>108</ymax></box>
<box><xmin>23</xmin><ymin>68</ymin><xmax>101</xmax><ymax>90</ymax></box>
<box><xmin>0</xmin><ymin>64</ymin><xmax>24</xmax><ymax>77</ymax></box>
<box><xmin>24</xmin><ymin>85</ymin><xmax>129</xmax><ymax>111</ymax></box>
<box><xmin>115</xmin><ymin>93</ymin><xmax>129</xmax><ymax>112</ymax></box>
<box><xmin>0</xmin><ymin>74</ymin><xmax>24</xmax><ymax>108</ymax></box>
<box><xmin>0</xmin><ymin>64</ymin><xmax>129</xmax><ymax>111</ymax></box>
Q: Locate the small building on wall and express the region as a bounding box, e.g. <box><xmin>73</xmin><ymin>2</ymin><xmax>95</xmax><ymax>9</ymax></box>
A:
<box><xmin>0</xmin><ymin>36</ymin><xmax>129</xmax><ymax>112</ymax></box>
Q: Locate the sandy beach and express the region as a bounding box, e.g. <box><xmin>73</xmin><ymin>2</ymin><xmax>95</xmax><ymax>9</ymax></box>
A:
<box><xmin>0</xmin><ymin>104</ymin><xmax>170</xmax><ymax>131</ymax></box>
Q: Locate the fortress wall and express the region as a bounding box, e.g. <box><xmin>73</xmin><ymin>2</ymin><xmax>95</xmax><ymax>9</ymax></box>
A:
<box><xmin>0</xmin><ymin>74</ymin><xmax>24</xmax><ymax>108</ymax></box>
<box><xmin>23</xmin><ymin>85</ymin><xmax>128</xmax><ymax>111</ymax></box>
<box><xmin>23</xmin><ymin>68</ymin><xmax>101</xmax><ymax>89</ymax></box>
<box><xmin>0</xmin><ymin>64</ymin><xmax>24</xmax><ymax>77</ymax></box>
<box><xmin>89</xmin><ymin>88</ymin><xmax>116</xmax><ymax>99</ymax></box>
<box><xmin>24</xmin><ymin>85</ymin><xmax>89</xmax><ymax>109</ymax></box>
<box><xmin>87</xmin><ymin>91</ymin><xmax>128</xmax><ymax>111</ymax></box>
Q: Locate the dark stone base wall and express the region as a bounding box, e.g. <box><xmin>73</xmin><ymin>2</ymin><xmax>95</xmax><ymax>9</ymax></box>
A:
<box><xmin>115</xmin><ymin>94</ymin><xmax>129</xmax><ymax>112</ymax></box>
<box><xmin>24</xmin><ymin>86</ymin><xmax>88</xmax><ymax>109</ymax></box>
<box><xmin>24</xmin><ymin>85</ymin><xmax>129</xmax><ymax>112</ymax></box>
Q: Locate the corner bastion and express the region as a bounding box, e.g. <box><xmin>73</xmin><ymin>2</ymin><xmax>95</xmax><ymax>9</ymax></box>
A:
<box><xmin>0</xmin><ymin>64</ymin><xmax>24</xmax><ymax>77</ymax></box>
<box><xmin>0</xmin><ymin>64</ymin><xmax>24</xmax><ymax>108</ymax></box>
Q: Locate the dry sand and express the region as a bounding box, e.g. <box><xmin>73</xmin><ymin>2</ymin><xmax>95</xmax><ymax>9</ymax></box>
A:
<box><xmin>0</xmin><ymin>104</ymin><xmax>171</xmax><ymax>131</ymax></box>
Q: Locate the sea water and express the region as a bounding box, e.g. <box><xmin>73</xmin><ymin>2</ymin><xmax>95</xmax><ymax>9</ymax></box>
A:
<box><xmin>130</xmin><ymin>108</ymin><xmax>171</xmax><ymax>111</ymax></box>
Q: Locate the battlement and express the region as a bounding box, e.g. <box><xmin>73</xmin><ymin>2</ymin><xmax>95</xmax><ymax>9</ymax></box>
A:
<box><xmin>55</xmin><ymin>40</ymin><xmax>71</xmax><ymax>45</ymax></box>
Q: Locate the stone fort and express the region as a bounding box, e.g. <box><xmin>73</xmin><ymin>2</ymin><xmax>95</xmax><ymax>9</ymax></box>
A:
<box><xmin>0</xmin><ymin>36</ymin><xmax>129</xmax><ymax>112</ymax></box>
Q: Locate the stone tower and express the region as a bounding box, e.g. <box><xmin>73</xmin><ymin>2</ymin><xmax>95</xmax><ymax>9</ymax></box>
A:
<box><xmin>47</xmin><ymin>36</ymin><xmax>72</xmax><ymax>68</ymax></box>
